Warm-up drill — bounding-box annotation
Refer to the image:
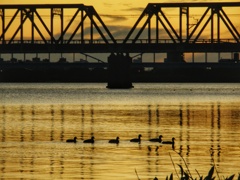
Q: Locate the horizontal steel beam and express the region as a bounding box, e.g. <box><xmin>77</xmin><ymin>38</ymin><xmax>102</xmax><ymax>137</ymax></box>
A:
<box><xmin>0</xmin><ymin>43</ymin><xmax>240</xmax><ymax>53</ymax></box>
<box><xmin>148</xmin><ymin>2</ymin><xmax>240</xmax><ymax>7</ymax></box>
<box><xmin>0</xmin><ymin>4</ymin><xmax>86</xmax><ymax>9</ymax></box>
<box><xmin>1</xmin><ymin>2</ymin><xmax>240</xmax><ymax>8</ymax></box>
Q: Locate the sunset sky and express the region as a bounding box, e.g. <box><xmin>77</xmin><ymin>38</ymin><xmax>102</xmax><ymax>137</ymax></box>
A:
<box><xmin>1</xmin><ymin>0</ymin><xmax>240</xmax><ymax>62</ymax></box>
<box><xmin>2</xmin><ymin>0</ymin><xmax>240</xmax><ymax>27</ymax></box>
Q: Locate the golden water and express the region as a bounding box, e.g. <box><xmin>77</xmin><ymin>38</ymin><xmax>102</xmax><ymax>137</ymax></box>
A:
<box><xmin>0</xmin><ymin>83</ymin><xmax>240</xmax><ymax>179</ymax></box>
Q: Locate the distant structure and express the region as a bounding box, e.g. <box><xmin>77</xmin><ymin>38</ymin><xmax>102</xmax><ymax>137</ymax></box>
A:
<box><xmin>219</xmin><ymin>53</ymin><xmax>239</xmax><ymax>63</ymax></box>
<box><xmin>1</xmin><ymin>3</ymin><xmax>240</xmax><ymax>85</ymax></box>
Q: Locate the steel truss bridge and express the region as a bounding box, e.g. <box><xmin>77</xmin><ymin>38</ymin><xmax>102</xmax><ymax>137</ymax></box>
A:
<box><xmin>0</xmin><ymin>2</ymin><xmax>240</xmax><ymax>54</ymax></box>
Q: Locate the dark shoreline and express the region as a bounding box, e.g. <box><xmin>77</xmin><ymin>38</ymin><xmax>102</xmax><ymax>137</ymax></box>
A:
<box><xmin>1</xmin><ymin>63</ymin><xmax>240</xmax><ymax>83</ymax></box>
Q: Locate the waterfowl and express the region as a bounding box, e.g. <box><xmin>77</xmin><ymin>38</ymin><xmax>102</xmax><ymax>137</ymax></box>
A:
<box><xmin>149</xmin><ymin>135</ymin><xmax>163</xmax><ymax>143</ymax></box>
<box><xmin>66</xmin><ymin>137</ymin><xmax>77</xmax><ymax>143</ymax></box>
<box><xmin>83</xmin><ymin>136</ymin><xmax>94</xmax><ymax>143</ymax></box>
<box><xmin>109</xmin><ymin>137</ymin><xmax>120</xmax><ymax>144</ymax></box>
<box><xmin>162</xmin><ymin>137</ymin><xmax>175</xmax><ymax>149</ymax></box>
<box><xmin>130</xmin><ymin>134</ymin><xmax>142</xmax><ymax>143</ymax></box>
<box><xmin>162</xmin><ymin>137</ymin><xmax>175</xmax><ymax>145</ymax></box>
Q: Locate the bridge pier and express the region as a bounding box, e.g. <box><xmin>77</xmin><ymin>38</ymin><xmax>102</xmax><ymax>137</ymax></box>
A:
<box><xmin>107</xmin><ymin>53</ymin><xmax>133</xmax><ymax>89</ymax></box>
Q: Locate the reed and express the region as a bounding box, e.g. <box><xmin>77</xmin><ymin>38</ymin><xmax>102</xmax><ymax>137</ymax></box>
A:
<box><xmin>136</xmin><ymin>150</ymin><xmax>240</xmax><ymax>180</ymax></box>
<box><xmin>163</xmin><ymin>165</ymin><xmax>239</xmax><ymax>180</ymax></box>
<box><xmin>162</xmin><ymin>151</ymin><xmax>240</xmax><ymax>180</ymax></box>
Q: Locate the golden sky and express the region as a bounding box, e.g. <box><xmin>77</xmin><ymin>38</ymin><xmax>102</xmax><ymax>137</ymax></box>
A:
<box><xmin>2</xmin><ymin>0</ymin><xmax>240</xmax><ymax>16</ymax></box>
<box><xmin>2</xmin><ymin>0</ymin><xmax>240</xmax><ymax>31</ymax></box>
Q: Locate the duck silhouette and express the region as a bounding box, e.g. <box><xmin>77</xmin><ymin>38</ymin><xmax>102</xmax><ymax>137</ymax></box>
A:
<box><xmin>149</xmin><ymin>135</ymin><xmax>163</xmax><ymax>143</ymax></box>
<box><xmin>66</xmin><ymin>137</ymin><xmax>77</xmax><ymax>143</ymax></box>
<box><xmin>162</xmin><ymin>137</ymin><xmax>175</xmax><ymax>144</ymax></box>
<box><xmin>109</xmin><ymin>137</ymin><xmax>120</xmax><ymax>144</ymax></box>
<box><xmin>130</xmin><ymin>134</ymin><xmax>142</xmax><ymax>143</ymax></box>
<box><xmin>162</xmin><ymin>137</ymin><xmax>175</xmax><ymax>149</ymax></box>
<box><xmin>83</xmin><ymin>136</ymin><xmax>94</xmax><ymax>143</ymax></box>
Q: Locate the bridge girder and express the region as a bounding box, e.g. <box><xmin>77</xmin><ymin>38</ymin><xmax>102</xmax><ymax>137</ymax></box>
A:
<box><xmin>0</xmin><ymin>43</ymin><xmax>239</xmax><ymax>53</ymax></box>
<box><xmin>0</xmin><ymin>4</ymin><xmax>116</xmax><ymax>45</ymax></box>
<box><xmin>123</xmin><ymin>2</ymin><xmax>240</xmax><ymax>44</ymax></box>
<box><xmin>0</xmin><ymin>3</ymin><xmax>240</xmax><ymax>54</ymax></box>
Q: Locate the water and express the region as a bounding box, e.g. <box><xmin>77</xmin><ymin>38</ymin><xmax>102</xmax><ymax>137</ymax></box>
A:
<box><xmin>0</xmin><ymin>83</ymin><xmax>240</xmax><ymax>179</ymax></box>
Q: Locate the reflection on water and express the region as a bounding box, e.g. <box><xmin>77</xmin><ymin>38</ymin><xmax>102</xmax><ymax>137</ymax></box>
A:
<box><xmin>1</xmin><ymin>101</ymin><xmax>240</xmax><ymax>179</ymax></box>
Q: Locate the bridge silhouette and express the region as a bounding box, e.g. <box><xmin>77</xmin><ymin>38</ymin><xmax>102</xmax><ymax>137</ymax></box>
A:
<box><xmin>1</xmin><ymin>2</ymin><xmax>240</xmax><ymax>87</ymax></box>
<box><xmin>0</xmin><ymin>2</ymin><xmax>240</xmax><ymax>54</ymax></box>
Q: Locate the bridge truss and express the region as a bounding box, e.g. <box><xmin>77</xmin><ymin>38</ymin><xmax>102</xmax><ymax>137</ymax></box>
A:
<box><xmin>124</xmin><ymin>2</ymin><xmax>240</xmax><ymax>43</ymax></box>
<box><xmin>0</xmin><ymin>2</ymin><xmax>240</xmax><ymax>53</ymax></box>
<box><xmin>0</xmin><ymin>4</ymin><xmax>116</xmax><ymax>53</ymax></box>
<box><xmin>123</xmin><ymin>2</ymin><xmax>240</xmax><ymax>53</ymax></box>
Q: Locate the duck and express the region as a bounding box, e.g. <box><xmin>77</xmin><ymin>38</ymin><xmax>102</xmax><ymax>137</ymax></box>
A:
<box><xmin>162</xmin><ymin>137</ymin><xmax>175</xmax><ymax>144</ymax></box>
<box><xmin>83</xmin><ymin>136</ymin><xmax>94</xmax><ymax>143</ymax></box>
<box><xmin>130</xmin><ymin>134</ymin><xmax>142</xmax><ymax>143</ymax></box>
<box><xmin>66</xmin><ymin>136</ymin><xmax>77</xmax><ymax>143</ymax></box>
<box><xmin>109</xmin><ymin>137</ymin><xmax>120</xmax><ymax>144</ymax></box>
<box><xmin>162</xmin><ymin>137</ymin><xmax>175</xmax><ymax>149</ymax></box>
<box><xmin>149</xmin><ymin>135</ymin><xmax>163</xmax><ymax>143</ymax></box>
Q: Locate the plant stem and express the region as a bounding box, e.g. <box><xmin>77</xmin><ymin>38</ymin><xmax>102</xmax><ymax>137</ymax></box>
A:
<box><xmin>174</xmin><ymin>150</ymin><xmax>193</xmax><ymax>180</ymax></box>
<box><xmin>169</xmin><ymin>152</ymin><xmax>180</xmax><ymax>179</ymax></box>
<box><xmin>135</xmin><ymin>168</ymin><xmax>140</xmax><ymax>180</ymax></box>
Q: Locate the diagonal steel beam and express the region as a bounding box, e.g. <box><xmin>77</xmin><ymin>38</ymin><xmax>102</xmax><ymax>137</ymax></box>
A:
<box><xmin>193</xmin><ymin>13</ymin><xmax>213</xmax><ymax>43</ymax></box>
<box><xmin>67</xmin><ymin>14</ymin><xmax>87</xmax><ymax>44</ymax></box>
<box><xmin>90</xmin><ymin>7</ymin><xmax>116</xmax><ymax>44</ymax></box>
<box><xmin>187</xmin><ymin>7</ymin><xmax>210</xmax><ymax>42</ymax></box>
<box><xmin>132</xmin><ymin>13</ymin><xmax>153</xmax><ymax>43</ymax></box>
<box><xmin>220</xmin><ymin>8</ymin><xmax>240</xmax><ymax>41</ymax></box>
<box><xmin>123</xmin><ymin>5</ymin><xmax>149</xmax><ymax>44</ymax></box>
<box><xmin>23</xmin><ymin>9</ymin><xmax>47</xmax><ymax>44</ymax></box>
<box><xmin>0</xmin><ymin>9</ymin><xmax>19</xmax><ymax>40</ymax></box>
<box><xmin>159</xmin><ymin>8</ymin><xmax>180</xmax><ymax>42</ymax></box>
<box><xmin>0</xmin><ymin>8</ymin><xmax>5</xmax><ymax>42</ymax></box>
<box><xmin>85</xmin><ymin>7</ymin><xmax>108</xmax><ymax>44</ymax></box>
<box><xmin>34</xmin><ymin>9</ymin><xmax>56</xmax><ymax>44</ymax></box>
<box><xmin>156</xmin><ymin>15</ymin><xmax>176</xmax><ymax>43</ymax></box>
<box><xmin>219</xmin><ymin>11</ymin><xmax>239</xmax><ymax>42</ymax></box>
<box><xmin>8</xmin><ymin>15</ymin><xmax>28</xmax><ymax>44</ymax></box>
<box><xmin>57</xmin><ymin>8</ymin><xmax>80</xmax><ymax>44</ymax></box>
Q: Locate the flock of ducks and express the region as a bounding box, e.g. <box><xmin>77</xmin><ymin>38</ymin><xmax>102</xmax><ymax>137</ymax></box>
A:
<box><xmin>66</xmin><ymin>134</ymin><xmax>175</xmax><ymax>148</ymax></box>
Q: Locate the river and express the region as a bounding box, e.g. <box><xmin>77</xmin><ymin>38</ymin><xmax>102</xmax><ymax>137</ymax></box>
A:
<box><xmin>0</xmin><ymin>83</ymin><xmax>240</xmax><ymax>179</ymax></box>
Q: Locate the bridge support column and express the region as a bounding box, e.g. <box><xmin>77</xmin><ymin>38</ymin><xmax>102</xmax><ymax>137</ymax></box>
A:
<box><xmin>107</xmin><ymin>53</ymin><xmax>133</xmax><ymax>89</ymax></box>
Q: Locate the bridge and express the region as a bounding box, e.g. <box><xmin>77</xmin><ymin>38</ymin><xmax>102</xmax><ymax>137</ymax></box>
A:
<box><xmin>0</xmin><ymin>2</ymin><xmax>240</xmax><ymax>54</ymax></box>
<box><xmin>1</xmin><ymin>2</ymin><xmax>240</xmax><ymax>87</ymax></box>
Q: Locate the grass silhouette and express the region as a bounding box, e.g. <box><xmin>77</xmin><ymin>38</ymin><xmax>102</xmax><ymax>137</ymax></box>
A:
<box><xmin>136</xmin><ymin>150</ymin><xmax>240</xmax><ymax>180</ymax></box>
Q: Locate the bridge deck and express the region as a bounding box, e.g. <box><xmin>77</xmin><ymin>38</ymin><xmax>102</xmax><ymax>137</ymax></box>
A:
<box><xmin>1</xmin><ymin>42</ymin><xmax>240</xmax><ymax>53</ymax></box>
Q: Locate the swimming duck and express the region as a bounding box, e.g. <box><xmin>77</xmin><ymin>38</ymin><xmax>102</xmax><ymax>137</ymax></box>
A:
<box><xmin>162</xmin><ymin>137</ymin><xmax>175</xmax><ymax>144</ymax></box>
<box><xmin>109</xmin><ymin>137</ymin><xmax>120</xmax><ymax>144</ymax></box>
<box><xmin>162</xmin><ymin>137</ymin><xmax>175</xmax><ymax>149</ymax></box>
<box><xmin>66</xmin><ymin>137</ymin><xmax>77</xmax><ymax>143</ymax></box>
<box><xmin>83</xmin><ymin>136</ymin><xmax>94</xmax><ymax>143</ymax></box>
<box><xmin>149</xmin><ymin>135</ymin><xmax>163</xmax><ymax>143</ymax></box>
<box><xmin>130</xmin><ymin>134</ymin><xmax>142</xmax><ymax>143</ymax></box>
